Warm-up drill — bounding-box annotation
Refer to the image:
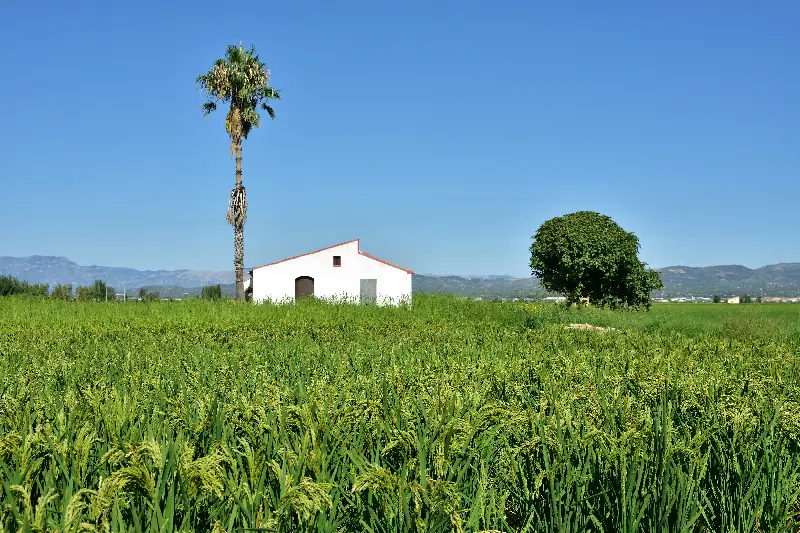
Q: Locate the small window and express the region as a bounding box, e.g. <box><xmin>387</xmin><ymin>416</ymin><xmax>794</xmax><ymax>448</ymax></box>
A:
<box><xmin>333</xmin><ymin>255</ymin><xmax>342</xmax><ymax>267</ymax></box>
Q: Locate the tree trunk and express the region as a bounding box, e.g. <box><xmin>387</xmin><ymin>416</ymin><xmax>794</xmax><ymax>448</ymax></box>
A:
<box><xmin>234</xmin><ymin>140</ymin><xmax>245</xmax><ymax>302</ymax></box>
<box><xmin>566</xmin><ymin>291</ymin><xmax>581</xmax><ymax>308</ymax></box>
<box><xmin>234</xmin><ymin>222</ymin><xmax>244</xmax><ymax>301</ymax></box>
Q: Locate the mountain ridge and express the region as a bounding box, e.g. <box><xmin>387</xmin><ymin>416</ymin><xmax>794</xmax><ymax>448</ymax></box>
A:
<box><xmin>0</xmin><ymin>255</ymin><xmax>235</xmax><ymax>288</ymax></box>
<box><xmin>1</xmin><ymin>255</ymin><xmax>799</xmax><ymax>298</ymax></box>
<box><xmin>653</xmin><ymin>263</ymin><xmax>800</xmax><ymax>297</ymax></box>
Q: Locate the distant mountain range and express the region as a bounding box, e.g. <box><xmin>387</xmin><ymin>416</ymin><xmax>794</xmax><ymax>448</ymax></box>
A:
<box><xmin>653</xmin><ymin>264</ymin><xmax>800</xmax><ymax>298</ymax></box>
<box><xmin>0</xmin><ymin>255</ymin><xmax>234</xmax><ymax>289</ymax></box>
<box><xmin>1</xmin><ymin>255</ymin><xmax>799</xmax><ymax>299</ymax></box>
<box><xmin>411</xmin><ymin>274</ymin><xmax>544</xmax><ymax>299</ymax></box>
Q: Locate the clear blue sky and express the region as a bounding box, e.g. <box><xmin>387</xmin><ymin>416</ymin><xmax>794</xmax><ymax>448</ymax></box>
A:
<box><xmin>1</xmin><ymin>1</ymin><xmax>798</xmax><ymax>276</ymax></box>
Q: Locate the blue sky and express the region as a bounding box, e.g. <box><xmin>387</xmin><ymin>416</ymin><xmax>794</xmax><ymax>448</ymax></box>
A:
<box><xmin>1</xmin><ymin>1</ymin><xmax>798</xmax><ymax>277</ymax></box>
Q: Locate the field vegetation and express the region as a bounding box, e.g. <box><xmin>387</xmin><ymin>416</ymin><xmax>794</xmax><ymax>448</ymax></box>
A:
<box><xmin>1</xmin><ymin>296</ymin><xmax>799</xmax><ymax>532</ymax></box>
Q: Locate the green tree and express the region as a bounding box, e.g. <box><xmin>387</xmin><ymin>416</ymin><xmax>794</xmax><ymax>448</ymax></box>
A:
<box><xmin>529</xmin><ymin>211</ymin><xmax>663</xmax><ymax>310</ymax></box>
<box><xmin>138</xmin><ymin>287</ymin><xmax>160</xmax><ymax>301</ymax></box>
<box><xmin>0</xmin><ymin>276</ymin><xmax>48</xmax><ymax>297</ymax></box>
<box><xmin>96</xmin><ymin>280</ymin><xmax>115</xmax><ymax>301</ymax></box>
<box><xmin>76</xmin><ymin>280</ymin><xmax>114</xmax><ymax>302</ymax></box>
<box><xmin>76</xmin><ymin>285</ymin><xmax>93</xmax><ymax>302</ymax></box>
<box><xmin>201</xmin><ymin>284</ymin><xmax>222</xmax><ymax>300</ymax></box>
<box><xmin>51</xmin><ymin>284</ymin><xmax>73</xmax><ymax>300</ymax></box>
<box><xmin>197</xmin><ymin>43</ymin><xmax>280</xmax><ymax>302</ymax></box>
<box><xmin>713</xmin><ymin>295</ymin><xmax>722</xmax><ymax>303</ymax></box>
<box><xmin>28</xmin><ymin>283</ymin><xmax>49</xmax><ymax>297</ymax></box>
<box><xmin>0</xmin><ymin>276</ymin><xmax>17</xmax><ymax>296</ymax></box>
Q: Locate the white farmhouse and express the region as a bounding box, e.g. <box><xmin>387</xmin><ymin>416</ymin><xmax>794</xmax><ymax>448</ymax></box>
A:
<box><xmin>250</xmin><ymin>239</ymin><xmax>413</xmax><ymax>306</ymax></box>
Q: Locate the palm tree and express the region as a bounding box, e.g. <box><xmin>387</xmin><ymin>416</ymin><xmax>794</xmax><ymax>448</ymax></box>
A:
<box><xmin>197</xmin><ymin>43</ymin><xmax>280</xmax><ymax>301</ymax></box>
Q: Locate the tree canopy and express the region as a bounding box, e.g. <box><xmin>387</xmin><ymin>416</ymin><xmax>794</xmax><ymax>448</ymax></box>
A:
<box><xmin>529</xmin><ymin>211</ymin><xmax>663</xmax><ymax>310</ymax></box>
<box><xmin>0</xmin><ymin>276</ymin><xmax>49</xmax><ymax>297</ymax></box>
<box><xmin>76</xmin><ymin>280</ymin><xmax>115</xmax><ymax>302</ymax></box>
<box><xmin>201</xmin><ymin>284</ymin><xmax>222</xmax><ymax>300</ymax></box>
<box><xmin>196</xmin><ymin>43</ymin><xmax>280</xmax><ymax>154</ymax></box>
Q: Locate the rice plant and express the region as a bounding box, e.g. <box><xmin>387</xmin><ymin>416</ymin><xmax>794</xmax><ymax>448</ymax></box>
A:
<box><xmin>0</xmin><ymin>295</ymin><xmax>799</xmax><ymax>532</ymax></box>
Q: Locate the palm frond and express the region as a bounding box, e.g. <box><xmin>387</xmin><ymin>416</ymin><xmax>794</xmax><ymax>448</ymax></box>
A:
<box><xmin>226</xmin><ymin>43</ymin><xmax>247</xmax><ymax>65</ymax></box>
<box><xmin>242</xmin><ymin>108</ymin><xmax>260</xmax><ymax>130</ymax></box>
<box><xmin>202</xmin><ymin>101</ymin><xmax>217</xmax><ymax>116</ymax></box>
<box><xmin>198</xmin><ymin>42</ymin><xmax>280</xmax><ymax>137</ymax></box>
<box><xmin>242</xmin><ymin>122</ymin><xmax>253</xmax><ymax>140</ymax></box>
<box><xmin>227</xmin><ymin>186</ymin><xmax>247</xmax><ymax>227</ymax></box>
<box><xmin>262</xmin><ymin>87</ymin><xmax>281</xmax><ymax>100</ymax></box>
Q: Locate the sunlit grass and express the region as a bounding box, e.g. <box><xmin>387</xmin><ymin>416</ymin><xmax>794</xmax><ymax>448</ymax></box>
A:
<box><xmin>0</xmin><ymin>295</ymin><xmax>799</xmax><ymax>532</ymax></box>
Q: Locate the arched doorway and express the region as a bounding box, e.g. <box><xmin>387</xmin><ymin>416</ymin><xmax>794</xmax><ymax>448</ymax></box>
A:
<box><xmin>295</xmin><ymin>276</ymin><xmax>314</xmax><ymax>300</ymax></box>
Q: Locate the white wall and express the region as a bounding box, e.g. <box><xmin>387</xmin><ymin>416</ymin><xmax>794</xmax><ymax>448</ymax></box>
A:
<box><xmin>251</xmin><ymin>241</ymin><xmax>412</xmax><ymax>306</ymax></box>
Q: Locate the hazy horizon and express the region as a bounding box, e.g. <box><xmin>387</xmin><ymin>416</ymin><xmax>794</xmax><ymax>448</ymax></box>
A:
<box><xmin>3</xmin><ymin>252</ymin><xmax>799</xmax><ymax>280</ymax></box>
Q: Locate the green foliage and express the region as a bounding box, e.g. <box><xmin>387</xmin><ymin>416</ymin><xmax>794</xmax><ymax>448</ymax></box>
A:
<box><xmin>713</xmin><ymin>294</ymin><xmax>722</xmax><ymax>303</ymax></box>
<box><xmin>196</xmin><ymin>43</ymin><xmax>281</xmax><ymax>144</ymax></box>
<box><xmin>201</xmin><ymin>284</ymin><xmax>223</xmax><ymax>300</ymax></box>
<box><xmin>75</xmin><ymin>286</ymin><xmax>92</xmax><ymax>301</ymax></box>
<box><xmin>0</xmin><ymin>275</ymin><xmax>49</xmax><ymax>297</ymax></box>
<box><xmin>50</xmin><ymin>283</ymin><xmax>73</xmax><ymax>300</ymax></box>
<box><xmin>0</xmin><ymin>275</ymin><xmax>14</xmax><ymax>296</ymax></box>
<box><xmin>741</xmin><ymin>294</ymin><xmax>753</xmax><ymax>303</ymax></box>
<box><xmin>76</xmin><ymin>280</ymin><xmax>115</xmax><ymax>302</ymax></box>
<box><xmin>138</xmin><ymin>287</ymin><xmax>161</xmax><ymax>301</ymax></box>
<box><xmin>0</xmin><ymin>296</ymin><xmax>799</xmax><ymax>532</ymax></box>
<box><xmin>530</xmin><ymin>211</ymin><xmax>664</xmax><ymax>310</ymax></box>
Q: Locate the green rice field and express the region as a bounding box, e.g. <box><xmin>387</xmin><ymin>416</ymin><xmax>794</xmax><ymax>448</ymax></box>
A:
<box><xmin>1</xmin><ymin>296</ymin><xmax>799</xmax><ymax>532</ymax></box>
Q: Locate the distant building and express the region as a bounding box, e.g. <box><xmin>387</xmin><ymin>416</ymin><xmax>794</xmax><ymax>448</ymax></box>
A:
<box><xmin>727</xmin><ymin>296</ymin><xmax>740</xmax><ymax>304</ymax></box>
<box><xmin>250</xmin><ymin>239</ymin><xmax>413</xmax><ymax>306</ymax></box>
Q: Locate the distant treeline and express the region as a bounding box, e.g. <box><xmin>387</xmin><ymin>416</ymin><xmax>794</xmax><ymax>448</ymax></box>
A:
<box><xmin>0</xmin><ymin>276</ymin><xmax>117</xmax><ymax>301</ymax></box>
<box><xmin>0</xmin><ymin>276</ymin><xmax>51</xmax><ymax>297</ymax></box>
<box><xmin>0</xmin><ymin>276</ymin><xmax>226</xmax><ymax>302</ymax></box>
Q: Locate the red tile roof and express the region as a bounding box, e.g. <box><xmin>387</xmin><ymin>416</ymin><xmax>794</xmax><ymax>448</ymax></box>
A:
<box><xmin>251</xmin><ymin>239</ymin><xmax>414</xmax><ymax>274</ymax></box>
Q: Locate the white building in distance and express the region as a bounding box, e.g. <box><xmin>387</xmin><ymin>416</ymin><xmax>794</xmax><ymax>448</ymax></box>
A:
<box><xmin>250</xmin><ymin>239</ymin><xmax>413</xmax><ymax>306</ymax></box>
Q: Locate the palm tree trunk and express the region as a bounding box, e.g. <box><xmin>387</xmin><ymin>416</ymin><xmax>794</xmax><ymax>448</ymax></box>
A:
<box><xmin>234</xmin><ymin>222</ymin><xmax>244</xmax><ymax>301</ymax></box>
<box><xmin>234</xmin><ymin>140</ymin><xmax>245</xmax><ymax>302</ymax></box>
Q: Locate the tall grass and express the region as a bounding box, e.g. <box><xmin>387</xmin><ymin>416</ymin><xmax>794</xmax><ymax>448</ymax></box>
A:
<box><xmin>548</xmin><ymin>302</ymin><xmax>800</xmax><ymax>344</ymax></box>
<box><xmin>0</xmin><ymin>295</ymin><xmax>799</xmax><ymax>532</ymax></box>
